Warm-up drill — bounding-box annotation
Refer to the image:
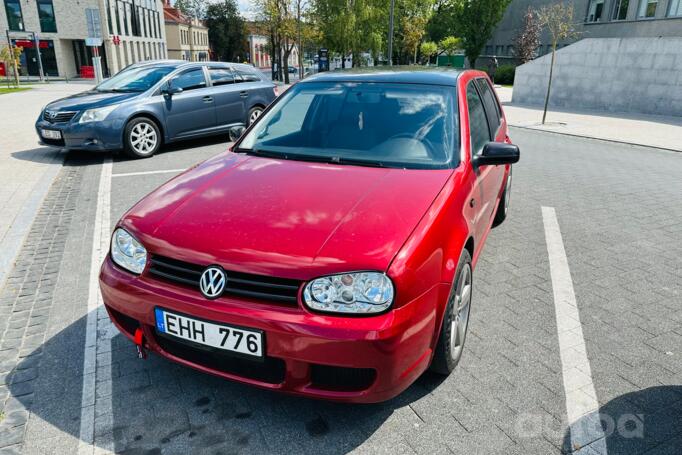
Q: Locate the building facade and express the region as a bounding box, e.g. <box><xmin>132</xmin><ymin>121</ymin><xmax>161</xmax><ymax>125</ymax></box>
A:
<box><xmin>247</xmin><ymin>31</ymin><xmax>299</xmax><ymax>69</ymax></box>
<box><xmin>0</xmin><ymin>0</ymin><xmax>167</xmax><ymax>78</ymax></box>
<box><xmin>163</xmin><ymin>1</ymin><xmax>209</xmax><ymax>61</ymax></box>
<box><xmin>485</xmin><ymin>0</ymin><xmax>682</xmax><ymax>63</ymax></box>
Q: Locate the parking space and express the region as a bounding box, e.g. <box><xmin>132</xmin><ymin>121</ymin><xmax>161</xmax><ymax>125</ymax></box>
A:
<box><xmin>1</xmin><ymin>127</ymin><xmax>681</xmax><ymax>454</ymax></box>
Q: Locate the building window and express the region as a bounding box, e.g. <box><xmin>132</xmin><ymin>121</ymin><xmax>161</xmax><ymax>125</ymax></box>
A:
<box><xmin>637</xmin><ymin>0</ymin><xmax>658</xmax><ymax>17</ymax></box>
<box><xmin>612</xmin><ymin>0</ymin><xmax>629</xmax><ymax>19</ymax></box>
<box><xmin>4</xmin><ymin>0</ymin><xmax>24</xmax><ymax>31</ymax></box>
<box><xmin>668</xmin><ymin>0</ymin><xmax>682</xmax><ymax>16</ymax></box>
<box><xmin>586</xmin><ymin>0</ymin><xmax>605</xmax><ymax>21</ymax></box>
<box><xmin>36</xmin><ymin>0</ymin><xmax>57</xmax><ymax>32</ymax></box>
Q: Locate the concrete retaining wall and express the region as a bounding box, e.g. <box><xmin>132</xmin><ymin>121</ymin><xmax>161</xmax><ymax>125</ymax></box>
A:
<box><xmin>512</xmin><ymin>37</ymin><xmax>682</xmax><ymax>117</ymax></box>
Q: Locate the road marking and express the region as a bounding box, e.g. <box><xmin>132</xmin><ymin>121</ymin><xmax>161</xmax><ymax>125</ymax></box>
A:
<box><xmin>78</xmin><ymin>158</ymin><xmax>114</xmax><ymax>455</ymax></box>
<box><xmin>112</xmin><ymin>168</ymin><xmax>185</xmax><ymax>177</ymax></box>
<box><xmin>542</xmin><ymin>206</ymin><xmax>606</xmax><ymax>453</ymax></box>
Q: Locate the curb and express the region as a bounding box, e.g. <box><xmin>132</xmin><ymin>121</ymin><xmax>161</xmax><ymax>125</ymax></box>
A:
<box><xmin>508</xmin><ymin>124</ymin><xmax>681</xmax><ymax>154</ymax></box>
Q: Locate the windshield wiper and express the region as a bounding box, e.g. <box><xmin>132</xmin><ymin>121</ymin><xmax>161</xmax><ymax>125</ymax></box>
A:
<box><xmin>329</xmin><ymin>156</ymin><xmax>388</xmax><ymax>168</ymax></box>
<box><xmin>234</xmin><ymin>148</ymin><xmax>388</xmax><ymax>168</ymax></box>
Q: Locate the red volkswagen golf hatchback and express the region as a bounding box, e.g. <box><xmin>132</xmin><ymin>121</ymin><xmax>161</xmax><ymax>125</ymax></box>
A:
<box><xmin>100</xmin><ymin>68</ymin><xmax>519</xmax><ymax>403</ymax></box>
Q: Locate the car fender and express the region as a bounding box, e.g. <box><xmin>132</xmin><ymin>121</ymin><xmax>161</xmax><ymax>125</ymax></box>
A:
<box><xmin>119</xmin><ymin>105</ymin><xmax>167</xmax><ymax>143</ymax></box>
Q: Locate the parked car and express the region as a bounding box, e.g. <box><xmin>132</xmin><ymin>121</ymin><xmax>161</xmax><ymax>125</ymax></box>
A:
<box><xmin>35</xmin><ymin>60</ymin><xmax>276</xmax><ymax>158</ymax></box>
<box><xmin>99</xmin><ymin>68</ymin><xmax>519</xmax><ymax>402</ymax></box>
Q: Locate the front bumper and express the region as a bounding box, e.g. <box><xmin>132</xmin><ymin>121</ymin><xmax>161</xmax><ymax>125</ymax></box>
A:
<box><xmin>35</xmin><ymin>117</ymin><xmax>124</xmax><ymax>151</ymax></box>
<box><xmin>99</xmin><ymin>256</ymin><xmax>446</xmax><ymax>403</ymax></box>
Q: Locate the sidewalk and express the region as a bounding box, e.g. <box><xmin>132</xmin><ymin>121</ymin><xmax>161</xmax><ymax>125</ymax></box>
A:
<box><xmin>0</xmin><ymin>82</ymin><xmax>94</xmax><ymax>287</ymax></box>
<box><xmin>496</xmin><ymin>86</ymin><xmax>682</xmax><ymax>152</ymax></box>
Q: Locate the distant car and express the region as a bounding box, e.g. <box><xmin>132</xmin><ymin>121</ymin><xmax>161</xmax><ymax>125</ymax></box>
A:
<box><xmin>288</xmin><ymin>66</ymin><xmax>298</xmax><ymax>74</ymax></box>
<box><xmin>99</xmin><ymin>68</ymin><xmax>519</xmax><ymax>402</ymax></box>
<box><xmin>35</xmin><ymin>61</ymin><xmax>277</xmax><ymax>158</ymax></box>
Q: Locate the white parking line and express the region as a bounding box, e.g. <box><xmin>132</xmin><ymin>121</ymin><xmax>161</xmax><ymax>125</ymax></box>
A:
<box><xmin>542</xmin><ymin>206</ymin><xmax>606</xmax><ymax>453</ymax></box>
<box><xmin>78</xmin><ymin>159</ymin><xmax>114</xmax><ymax>455</ymax></box>
<box><xmin>112</xmin><ymin>168</ymin><xmax>185</xmax><ymax>178</ymax></box>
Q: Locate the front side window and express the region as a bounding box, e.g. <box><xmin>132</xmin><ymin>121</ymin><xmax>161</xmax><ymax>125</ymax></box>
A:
<box><xmin>638</xmin><ymin>0</ymin><xmax>658</xmax><ymax>17</ymax></box>
<box><xmin>4</xmin><ymin>0</ymin><xmax>24</xmax><ymax>31</ymax></box>
<box><xmin>238</xmin><ymin>82</ymin><xmax>458</xmax><ymax>169</ymax></box>
<box><xmin>466</xmin><ymin>82</ymin><xmax>491</xmax><ymax>156</ymax></box>
<box><xmin>475</xmin><ymin>78</ymin><xmax>501</xmax><ymax>139</ymax></box>
<box><xmin>612</xmin><ymin>0</ymin><xmax>630</xmax><ymax>19</ymax></box>
<box><xmin>668</xmin><ymin>0</ymin><xmax>682</xmax><ymax>16</ymax></box>
<box><xmin>96</xmin><ymin>65</ymin><xmax>175</xmax><ymax>92</ymax></box>
<box><xmin>586</xmin><ymin>0</ymin><xmax>605</xmax><ymax>21</ymax></box>
<box><xmin>37</xmin><ymin>0</ymin><xmax>57</xmax><ymax>32</ymax></box>
<box><xmin>170</xmin><ymin>68</ymin><xmax>207</xmax><ymax>91</ymax></box>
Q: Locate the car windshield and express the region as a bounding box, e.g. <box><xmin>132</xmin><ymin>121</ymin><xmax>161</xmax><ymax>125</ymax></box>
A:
<box><xmin>237</xmin><ymin>81</ymin><xmax>458</xmax><ymax>169</ymax></box>
<box><xmin>96</xmin><ymin>65</ymin><xmax>176</xmax><ymax>93</ymax></box>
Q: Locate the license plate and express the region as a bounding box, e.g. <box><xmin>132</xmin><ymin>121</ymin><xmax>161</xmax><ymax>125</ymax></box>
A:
<box><xmin>40</xmin><ymin>129</ymin><xmax>62</xmax><ymax>140</ymax></box>
<box><xmin>155</xmin><ymin>308</ymin><xmax>263</xmax><ymax>358</ymax></box>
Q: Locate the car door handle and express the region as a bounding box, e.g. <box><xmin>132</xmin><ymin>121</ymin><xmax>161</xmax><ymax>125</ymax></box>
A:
<box><xmin>239</xmin><ymin>91</ymin><xmax>248</xmax><ymax>98</ymax></box>
<box><xmin>202</xmin><ymin>96</ymin><xmax>213</xmax><ymax>103</ymax></box>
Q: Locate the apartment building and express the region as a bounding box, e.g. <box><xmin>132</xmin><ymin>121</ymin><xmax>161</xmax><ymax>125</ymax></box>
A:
<box><xmin>163</xmin><ymin>1</ymin><xmax>209</xmax><ymax>61</ymax></box>
<box><xmin>1</xmin><ymin>0</ymin><xmax>167</xmax><ymax>78</ymax></box>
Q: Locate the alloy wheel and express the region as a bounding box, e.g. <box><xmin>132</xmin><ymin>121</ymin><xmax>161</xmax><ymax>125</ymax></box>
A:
<box><xmin>450</xmin><ymin>263</ymin><xmax>472</xmax><ymax>361</ymax></box>
<box><xmin>130</xmin><ymin>122</ymin><xmax>158</xmax><ymax>156</ymax></box>
<box><xmin>249</xmin><ymin>108</ymin><xmax>263</xmax><ymax>125</ymax></box>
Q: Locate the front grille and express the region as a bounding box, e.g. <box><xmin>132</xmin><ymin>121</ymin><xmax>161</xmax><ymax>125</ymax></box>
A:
<box><xmin>148</xmin><ymin>255</ymin><xmax>301</xmax><ymax>305</ymax></box>
<box><xmin>310</xmin><ymin>364</ymin><xmax>377</xmax><ymax>391</ymax></box>
<box><xmin>155</xmin><ymin>331</ymin><xmax>286</xmax><ymax>384</ymax></box>
<box><xmin>43</xmin><ymin>110</ymin><xmax>77</xmax><ymax>123</ymax></box>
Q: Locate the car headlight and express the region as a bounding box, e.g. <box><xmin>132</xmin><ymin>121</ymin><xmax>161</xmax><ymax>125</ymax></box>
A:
<box><xmin>111</xmin><ymin>228</ymin><xmax>147</xmax><ymax>274</ymax></box>
<box><xmin>303</xmin><ymin>272</ymin><xmax>394</xmax><ymax>314</ymax></box>
<box><xmin>79</xmin><ymin>104</ymin><xmax>118</xmax><ymax>123</ymax></box>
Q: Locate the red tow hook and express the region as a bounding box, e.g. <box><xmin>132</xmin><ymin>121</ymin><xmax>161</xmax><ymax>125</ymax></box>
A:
<box><xmin>134</xmin><ymin>328</ymin><xmax>147</xmax><ymax>359</ymax></box>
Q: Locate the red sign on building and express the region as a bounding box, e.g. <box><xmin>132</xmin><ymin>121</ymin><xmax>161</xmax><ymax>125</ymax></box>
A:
<box><xmin>112</xmin><ymin>35</ymin><xmax>121</xmax><ymax>46</ymax></box>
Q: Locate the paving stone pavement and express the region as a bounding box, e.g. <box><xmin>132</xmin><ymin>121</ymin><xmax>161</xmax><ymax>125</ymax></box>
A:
<box><xmin>0</xmin><ymin>128</ymin><xmax>680</xmax><ymax>454</ymax></box>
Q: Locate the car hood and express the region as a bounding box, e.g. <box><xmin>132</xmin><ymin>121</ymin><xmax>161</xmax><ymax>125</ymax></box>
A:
<box><xmin>121</xmin><ymin>152</ymin><xmax>452</xmax><ymax>280</ymax></box>
<box><xmin>45</xmin><ymin>90</ymin><xmax>141</xmax><ymax>112</ymax></box>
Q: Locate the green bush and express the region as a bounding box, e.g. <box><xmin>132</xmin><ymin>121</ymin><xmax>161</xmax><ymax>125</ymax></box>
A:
<box><xmin>494</xmin><ymin>64</ymin><xmax>516</xmax><ymax>85</ymax></box>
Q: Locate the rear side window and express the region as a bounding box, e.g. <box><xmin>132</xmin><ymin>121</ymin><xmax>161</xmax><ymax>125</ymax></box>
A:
<box><xmin>171</xmin><ymin>68</ymin><xmax>206</xmax><ymax>91</ymax></box>
<box><xmin>475</xmin><ymin>78</ymin><xmax>501</xmax><ymax>138</ymax></box>
<box><xmin>466</xmin><ymin>82</ymin><xmax>491</xmax><ymax>156</ymax></box>
<box><xmin>233</xmin><ymin>68</ymin><xmax>261</xmax><ymax>82</ymax></box>
<box><xmin>209</xmin><ymin>68</ymin><xmax>235</xmax><ymax>86</ymax></box>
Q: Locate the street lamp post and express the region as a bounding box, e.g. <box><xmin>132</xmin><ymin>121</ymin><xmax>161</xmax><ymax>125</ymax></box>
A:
<box><xmin>387</xmin><ymin>0</ymin><xmax>395</xmax><ymax>66</ymax></box>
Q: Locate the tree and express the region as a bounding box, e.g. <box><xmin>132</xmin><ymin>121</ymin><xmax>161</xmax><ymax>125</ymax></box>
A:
<box><xmin>451</xmin><ymin>0</ymin><xmax>512</xmax><ymax>69</ymax></box>
<box><xmin>439</xmin><ymin>35</ymin><xmax>460</xmax><ymax>56</ymax></box>
<box><xmin>312</xmin><ymin>0</ymin><xmax>387</xmax><ymax>68</ymax></box>
<box><xmin>420</xmin><ymin>41</ymin><xmax>437</xmax><ymax>65</ymax></box>
<box><xmin>174</xmin><ymin>0</ymin><xmax>207</xmax><ymax>18</ymax></box>
<box><xmin>537</xmin><ymin>3</ymin><xmax>579</xmax><ymax>124</ymax></box>
<box><xmin>0</xmin><ymin>45</ymin><xmax>22</xmax><ymax>87</ymax></box>
<box><xmin>205</xmin><ymin>0</ymin><xmax>247</xmax><ymax>62</ymax></box>
<box><xmin>514</xmin><ymin>7</ymin><xmax>541</xmax><ymax>64</ymax></box>
<box><xmin>398</xmin><ymin>0</ymin><xmax>433</xmax><ymax>64</ymax></box>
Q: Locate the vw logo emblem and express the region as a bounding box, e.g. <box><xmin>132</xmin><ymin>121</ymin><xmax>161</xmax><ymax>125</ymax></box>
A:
<box><xmin>199</xmin><ymin>266</ymin><xmax>226</xmax><ymax>299</ymax></box>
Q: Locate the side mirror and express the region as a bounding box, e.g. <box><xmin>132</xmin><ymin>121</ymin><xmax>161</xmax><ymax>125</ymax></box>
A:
<box><xmin>474</xmin><ymin>142</ymin><xmax>520</xmax><ymax>167</ymax></box>
<box><xmin>228</xmin><ymin>125</ymin><xmax>246</xmax><ymax>142</ymax></box>
<box><xmin>161</xmin><ymin>83</ymin><xmax>183</xmax><ymax>96</ymax></box>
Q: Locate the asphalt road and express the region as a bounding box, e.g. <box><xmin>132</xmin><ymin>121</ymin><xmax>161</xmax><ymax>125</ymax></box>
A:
<box><xmin>0</xmin><ymin>127</ymin><xmax>680</xmax><ymax>455</ymax></box>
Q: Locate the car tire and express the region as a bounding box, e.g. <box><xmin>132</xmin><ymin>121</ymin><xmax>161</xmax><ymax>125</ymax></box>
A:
<box><xmin>492</xmin><ymin>168</ymin><xmax>512</xmax><ymax>228</ymax></box>
<box><xmin>123</xmin><ymin>117</ymin><xmax>161</xmax><ymax>159</ymax></box>
<box><xmin>430</xmin><ymin>248</ymin><xmax>473</xmax><ymax>375</ymax></box>
<box><xmin>247</xmin><ymin>106</ymin><xmax>264</xmax><ymax>126</ymax></box>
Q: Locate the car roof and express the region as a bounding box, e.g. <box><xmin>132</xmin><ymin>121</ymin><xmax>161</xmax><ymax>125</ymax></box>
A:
<box><xmin>301</xmin><ymin>66</ymin><xmax>465</xmax><ymax>86</ymax></box>
<box><xmin>127</xmin><ymin>60</ymin><xmax>260</xmax><ymax>71</ymax></box>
